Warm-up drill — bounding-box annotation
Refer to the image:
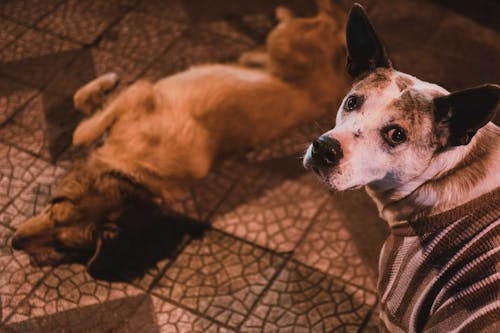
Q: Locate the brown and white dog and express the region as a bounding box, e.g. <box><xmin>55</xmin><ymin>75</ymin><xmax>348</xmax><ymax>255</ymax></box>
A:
<box><xmin>304</xmin><ymin>4</ymin><xmax>500</xmax><ymax>332</ymax></box>
<box><xmin>11</xmin><ymin>2</ymin><xmax>349</xmax><ymax>270</ymax></box>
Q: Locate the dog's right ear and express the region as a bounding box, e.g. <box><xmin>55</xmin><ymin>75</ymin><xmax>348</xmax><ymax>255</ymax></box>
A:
<box><xmin>346</xmin><ymin>3</ymin><xmax>391</xmax><ymax>79</ymax></box>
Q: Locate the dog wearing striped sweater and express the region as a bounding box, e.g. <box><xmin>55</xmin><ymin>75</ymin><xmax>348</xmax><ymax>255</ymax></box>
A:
<box><xmin>304</xmin><ymin>4</ymin><xmax>500</xmax><ymax>332</ymax></box>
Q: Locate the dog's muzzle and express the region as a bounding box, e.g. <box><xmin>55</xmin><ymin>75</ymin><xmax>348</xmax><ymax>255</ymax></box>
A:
<box><xmin>304</xmin><ymin>135</ymin><xmax>343</xmax><ymax>176</ymax></box>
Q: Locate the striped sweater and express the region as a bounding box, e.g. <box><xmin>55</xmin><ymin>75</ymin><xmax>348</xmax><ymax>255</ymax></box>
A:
<box><xmin>378</xmin><ymin>188</ymin><xmax>500</xmax><ymax>332</ymax></box>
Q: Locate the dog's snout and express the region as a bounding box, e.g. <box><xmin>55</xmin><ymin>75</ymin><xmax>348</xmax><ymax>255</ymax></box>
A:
<box><xmin>311</xmin><ymin>136</ymin><xmax>343</xmax><ymax>167</ymax></box>
<box><xmin>11</xmin><ymin>234</ymin><xmax>25</xmax><ymax>250</ymax></box>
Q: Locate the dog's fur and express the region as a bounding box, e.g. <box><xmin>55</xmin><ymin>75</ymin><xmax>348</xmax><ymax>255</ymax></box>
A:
<box><xmin>12</xmin><ymin>2</ymin><xmax>349</xmax><ymax>270</ymax></box>
<box><xmin>304</xmin><ymin>4</ymin><xmax>500</xmax><ymax>332</ymax></box>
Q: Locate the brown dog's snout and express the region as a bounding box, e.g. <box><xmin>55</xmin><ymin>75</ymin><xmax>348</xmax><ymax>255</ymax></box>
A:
<box><xmin>11</xmin><ymin>234</ymin><xmax>25</xmax><ymax>250</ymax></box>
<box><xmin>311</xmin><ymin>135</ymin><xmax>343</xmax><ymax>168</ymax></box>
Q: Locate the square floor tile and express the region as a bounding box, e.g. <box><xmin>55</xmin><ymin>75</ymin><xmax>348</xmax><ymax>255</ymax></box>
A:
<box><xmin>212</xmin><ymin>168</ymin><xmax>329</xmax><ymax>253</ymax></box>
<box><xmin>0</xmin><ymin>143</ymin><xmax>48</xmax><ymax>210</ymax></box>
<box><xmin>0</xmin><ymin>165</ymin><xmax>66</xmax><ymax>230</ymax></box>
<box><xmin>143</xmin><ymin>28</ymin><xmax>253</xmax><ymax>81</ymax></box>
<box><xmin>240</xmin><ymin>260</ymin><xmax>377</xmax><ymax>332</ymax></box>
<box><xmin>0</xmin><ymin>224</ymin><xmax>50</xmax><ymax>323</ymax></box>
<box><xmin>151</xmin><ymin>230</ymin><xmax>283</xmax><ymax>329</ymax></box>
<box><xmin>244</xmin><ymin>118</ymin><xmax>334</xmax><ymax>163</ymax></box>
<box><xmin>294</xmin><ymin>199</ymin><xmax>377</xmax><ymax>291</ymax></box>
<box><xmin>0</xmin><ymin>93</ymin><xmax>82</xmax><ymax>161</ymax></box>
<box><xmin>150</xmin><ymin>295</ymin><xmax>234</xmax><ymax>333</ymax></box>
<box><xmin>135</xmin><ymin>0</ymin><xmax>190</xmax><ymax>23</ymax></box>
<box><xmin>5</xmin><ymin>294</ymin><xmax>150</xmax><ymax>333</ymax></box>
<box><xmin>99</xmin><ymin>11</ymin><xmax>186</xmax><ymax>63</ymax></box>
<box><xmin>0</xmin><ymin>0</ymin><xmax>64</xmax><ymax>26</ymax></box>
<box><xmin>0</xmin><ymin>20</ymin><xmax>27</xmax><ymax>51</ymax></box>
<box><xmin>6</xmin><ymin>263</ymin><xmax>143</xmax><ymax>324</ymax></box>
<box><xmin>0</xmin><ymin>75</ymin><xmax>37</xmax><ymax>126</ymax></box>
<box><xmin>36</xmin><ymin>0</ymin><xmax>135</xmax><ymax>44</ymax></box>
<box><xmin>0</xmin><ymin>29</ymin><xmax>81</xmax><ymax>89</ymax></box>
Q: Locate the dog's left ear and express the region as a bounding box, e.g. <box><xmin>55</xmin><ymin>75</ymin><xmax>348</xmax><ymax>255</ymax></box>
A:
<box><xmin>86</xmin><ymin>223</ymin><xmax>120</xmax><ymax>273</ymax></box>
<box><xmin>346</xmin><ymin>3</ymin><xmax>391</xmax><ymax>79</ymax></box>
<box><xmin>433</xmin><ymin>84</ymin><xmax>500</xmax><ymax>147</ymax></box>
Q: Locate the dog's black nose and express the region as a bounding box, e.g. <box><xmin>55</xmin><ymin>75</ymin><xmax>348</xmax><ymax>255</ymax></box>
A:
<box><xmin>11</xmin><ymin>235</ymin><xmax>24</xmax><ymax>250</ymax></box>
<box><xmin>311</xmin><ymin>136</ymin><xmax>343</xmax><ymax>167</ymax></box>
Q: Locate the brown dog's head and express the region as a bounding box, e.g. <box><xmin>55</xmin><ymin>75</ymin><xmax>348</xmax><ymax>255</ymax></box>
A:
<box><xmin>266</xmin><ymin>0</ymin><xmax>347</xmax><ymax>81</ymax></box>
<box><xmin>11</xmin><ymin>161</ymin><xmax>152</xmax><ymax>271</ymax></box>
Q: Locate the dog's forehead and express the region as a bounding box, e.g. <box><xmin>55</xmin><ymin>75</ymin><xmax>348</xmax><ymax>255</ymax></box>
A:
<box><xmin>350</xmin><ymin>69</ymin><xmax>448</xmax><ymax>113</ymax></box>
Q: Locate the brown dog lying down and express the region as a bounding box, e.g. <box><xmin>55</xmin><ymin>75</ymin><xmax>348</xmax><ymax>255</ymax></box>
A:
<box><xmin>11</xmin><ymin>2</ymin><xmax>349</xmax><ymax>270</ymax></box>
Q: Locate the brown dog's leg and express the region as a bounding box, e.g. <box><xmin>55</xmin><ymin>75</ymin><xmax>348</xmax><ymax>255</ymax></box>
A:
<box><xmin>73</xmin><ymin>72</ymin><xmax>120</xmax><ymax>115</ymax></box>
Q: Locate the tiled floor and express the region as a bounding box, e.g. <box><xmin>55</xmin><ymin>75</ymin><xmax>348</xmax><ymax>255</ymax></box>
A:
<box><xmin>0</xmin><ymin>0</ymin><xmax>498</xmax><ymax>332</ymax></box>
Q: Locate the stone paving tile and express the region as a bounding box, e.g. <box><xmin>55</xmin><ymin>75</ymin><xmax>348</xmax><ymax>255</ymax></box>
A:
<box><xmin>0</xmin><ymin>29</ymin><xmax>81</xmax><ymax>89</ymax></box>
<box><xmin>0</xmin><ymin>224</ymin><xmax>50</xmax><ymax>323</ymax></box>
<box><xmin>99</xmin><ymin>11</ymin><xmax>186</xmax><ymax>63</ymax></box>
<box><xmin>5</xmin><ymin>294</ymin><xmax>149</xmax><ymax>333</ymax></box>
<box><xmin>0</xmin><ymin>20</ymin><xmax>27</xmax><ymax>51</ymax></box>
<box><xmin>36</xmin><ymin>0</ymin><xmax>136</xmax><ymax>44</ymax></box>
<box><xmin>6</xmin><ymin>262</ymin><xmax>143</xmax><ymax>324</ymax></box>
<box><xmin>0</xmin><ymin>143</ymin><xmax>48</xmax><ymax>210</ymax></box>
<box><xmin>0</xmin><ymin>0</ymin><xmax>64</xmax><ymax>26</ymax></box>
<box><xmin>294</xmin><ymin>199</ymin><xmax>377</xmax><ymax>291</ymax></box>
<box><xmin>0</xmin><ymin>75</ymin><xmax>37</xmax><ymax>126</ymax></box>
<box><xmin>199</xmin><ymin>21</ymin><xmax>256</xmax><ymax>45</ymax></box>
<box><xmin>211</xmin><ymin>166</ymin><xmax>330</xmax><ymax>253</ymax></box>
<box><xmin>143</xmin><ymin>28</ymin><xmax>253</xmax><ymax>81</ymax></box>
<box><xmin>0</xmin><ymin>93</ymin><xmax>82</xmax><ymax>161</ymax></box>
<box><xmin>240</xmin><ymin>260</ymin><xmax>377</xmax><ymax>333</ymax></box>
<box><xmin>150</xmin><ymin>295</ymin><xmax>235</xmax><ymax>333</ymax></box>
<box><xmin>244</xmin><ymin>117</ymin><xmax>334</xmax><ymax>163</ymax></box>
<box><xmin>162</xmin><ymin>159</ymin><xmax>246</xmax><ymax>222</ymax></box>
<box><xmin>135</xmin><ymin>0</ymin><xmax>190</xmax><ymax>23</ymax></box>
<box><xmin>152</xmin><ymin>230</ymin><xmax>283</xmax><ymax>329</ymax></box>
<box><xmin>0</xmin><ymin>164</ymin><xmax>66</xmax><ymax>231</ymax></box>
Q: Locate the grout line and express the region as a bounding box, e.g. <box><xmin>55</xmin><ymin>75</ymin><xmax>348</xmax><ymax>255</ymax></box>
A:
<box><xmin>1</xmin><ymin>267</ymin><xmax>55</xmax><ymax>325</ymax></box>
<box><xmin>236</xmin><ymin>252</ymin><xmax>293</xmax><ymax>331</ymax></box>
<box><xmin>149</xmin><ymin>290</ymin><xmax>238</xmax><ymax>332</ymax></box>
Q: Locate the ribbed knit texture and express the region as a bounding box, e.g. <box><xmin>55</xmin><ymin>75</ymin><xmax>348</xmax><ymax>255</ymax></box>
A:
<box><xmin>378</xmin><ymin>188</ymin><xmax>500</xmax><ymax>332</ymax></box>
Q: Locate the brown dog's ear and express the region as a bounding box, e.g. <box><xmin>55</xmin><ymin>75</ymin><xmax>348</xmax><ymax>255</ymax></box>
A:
<box><xmin>275</xmin><ymin>6</ymin><xmax>294</xmax><ymax>22</ymax></box>
<box><xmin>346</xmin><ymin>3</ymin><xmax>391</xmax><ymax>79</ymax></box>
<box><xmin>85</xmin><ymin>223</ymin><xmax>120</xmax><ymax>273</ymax></box>
<box><xmin>433</xmin><ymin>84</ymin><xmax>500</xmax><ymax>147</ymax></box>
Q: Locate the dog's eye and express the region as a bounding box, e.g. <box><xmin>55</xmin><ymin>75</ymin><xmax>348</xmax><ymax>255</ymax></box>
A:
<box><xmin>344</xmin><ymin>95</ymin><xmax>361</xmax><ymax>112</ymax></box>
<box><xmin>384</xmin><ymin>126</ymin><xmax>407</xmax><ymax>146</ymax></box>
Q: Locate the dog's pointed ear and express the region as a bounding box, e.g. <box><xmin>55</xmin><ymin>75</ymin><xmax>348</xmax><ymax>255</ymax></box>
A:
<box><xmin>346</xmin><ymin>3</ymin><xmax>391</xmax><ymax>79</ymax></box>
<box><xmin>433</xmin><ymin>84</ymin><xmax>500</xmax><ymax>147</ymax></box>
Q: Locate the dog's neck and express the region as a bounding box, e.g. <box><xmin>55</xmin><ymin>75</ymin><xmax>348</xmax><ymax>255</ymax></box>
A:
<box><xmin>366</xmin><ymin>123</ymin><xmax>500</xmax><ymax>227</ymax></box>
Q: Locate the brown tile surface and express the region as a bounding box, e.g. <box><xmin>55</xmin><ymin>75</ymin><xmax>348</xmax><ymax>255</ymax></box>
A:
<box><xmin>0</xmin><ymin>76</ymin><xmax>37</xmax><ymax>126</ymax></box>
<box><xmin>0</xmin><ymin>164</ymin><xmax>66</xmax><ymax>230</ymax></box>
<box><xmin>240</xmin><ymin>260</ymin><xmax>377</xmax><ymax>332</ymax></box>
<box><xmin>0</xmin><ymin>224</ymin><xmax>50</xmax><ymax>323</ymax></box>
<box><xmin>143</xmin><ymin>28</ymin><xmax>253</xmax><ymax>81</ymax></box>
<box><xmin>0</xmin><ymin>29</ymin><xmax>81</xmax><ymax>88</ymax></box>
<box><xmin>0</xmin><ymin>20</ymin><xmax>27</xmax><ymax>51</ymax></box>
<box><xmin>0</xmin><ymin>93</ymin><xmax>81</xmax><ymax>161</ymax></box>
<box><xmin>152</xmin><ymin>230</ymin><xmax>284</xmax><ymax>329</ymax></box>
<box><xmin>0</xmin><ymin>143</ymin><xmax>48</xmax><ymax>210</ymax></box>
<box><xmin>0</xmin><ymin>0</ymin><xmax>64</xmax><ymax>26</ymax></box>
<box><xmin>212</xmin><ymin>167</ymin><xmax>329</xmax><ymax>253</ymax></box>
<box><xmin>294</xmin><ymin>199</ymin><xmax>377</xmax><ymax>291</ymax></box>
<box><xmin>99</xmin><ymin>11</ymin><xmax>186</xmax><ymax>63</ymax></box>
<box><xmin>150</xmin><ymin>295</ymin><xmax>234</xmax><ymax>333</ymax></box>
<box><xmin>6</xmin><ymin>262</ymin><xmax>143</xmax><ymax>324</ymax></box>
<box><xmin>36</xmin><ymin>0</ymin><xmax>135</xmax><ymax>44</ymax></box>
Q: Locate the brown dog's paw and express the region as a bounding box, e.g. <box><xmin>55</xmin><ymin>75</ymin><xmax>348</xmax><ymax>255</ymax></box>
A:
<box><xmin>74</xmin><ymin>72</ymin><xmax>120</xmax><ymax>115</ymax></box>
